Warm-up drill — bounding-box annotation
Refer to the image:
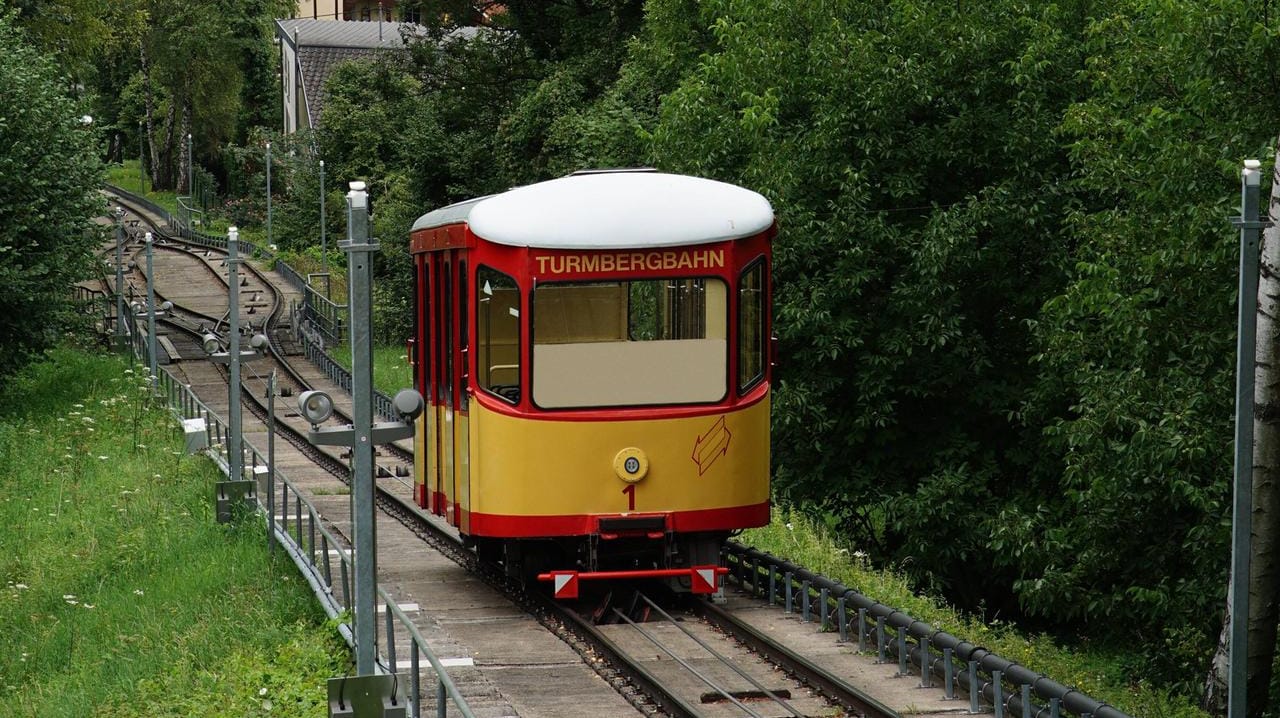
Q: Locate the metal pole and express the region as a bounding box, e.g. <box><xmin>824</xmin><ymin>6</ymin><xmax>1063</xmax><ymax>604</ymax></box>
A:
<box><xmin>267</xmin><ymin>370</ymin><xmax>277</xmax><ymax>554</ymax></box>
<box><xmin>320</xmin><ymin>159</ymin><xmax>328</xmax><ymax>291</ymax></box>
<box><xmin>1228</xmin><ymin>158</ymin><xmax>1263</xmax><ymax>718</ymax></box>
<box><xmin>115</xmin><ymin>215</ymin><xmax>127</xmax><ymax>352</ymax></box>
<box><xmin>186</xmin><ymin>133</ymin><xmax>193</xmax><ymax>197</ymax></box>
<box><xmin>144</xmin><ymin>232</ymin><xmax>158</xmax><ymax>392</ymax></box>
<box><xmin>345</xmin><ymin>182</ymin><xmax>379</xmax><ymax>675</ymax></box>
<box><xmin>228</xmin><ymin>227</ymin><xmax>243</xmax><ymax>486</ymax></box>
<box><xmin>138</xmin><ymin>122</ymin><xmax>144</xmax><ymax>192</ymax></box>
<box><xmin>266</xmin><ymin>142</ymin><xmax>272</xmax><ymax>250</ymax></box>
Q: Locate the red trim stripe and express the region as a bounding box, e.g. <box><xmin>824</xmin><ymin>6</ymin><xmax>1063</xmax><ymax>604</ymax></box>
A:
<box><xmin>462</xmin><ymin>502</ymin><xmax>769</xmax><ymax>538</ymax></box>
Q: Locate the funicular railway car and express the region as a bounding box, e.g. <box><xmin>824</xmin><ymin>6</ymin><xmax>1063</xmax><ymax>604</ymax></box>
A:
<box><xmin>408</xmin><ymin>170</ymin><xmax>774</xmax><ymax>597</ymax></box>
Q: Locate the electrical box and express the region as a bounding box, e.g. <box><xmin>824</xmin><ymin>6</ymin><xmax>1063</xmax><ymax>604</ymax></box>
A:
<box><xmin>328</xmin><ymin>674</ymin><xmax>406</xmax><ymax>718</ymax></box>
<box><xmin>182</xmin><ymin>417</ymin><xmax>208</xmax><ymax>454</ymax></box>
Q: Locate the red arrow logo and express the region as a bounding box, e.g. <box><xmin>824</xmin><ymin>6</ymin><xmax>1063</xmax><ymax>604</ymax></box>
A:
<box><xmin>692</xmin><ymin>416</ymin><xmax>731</xmax><ymax>475</ymax></box>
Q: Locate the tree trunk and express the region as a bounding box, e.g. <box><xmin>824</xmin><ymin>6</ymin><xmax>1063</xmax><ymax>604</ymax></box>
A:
<box><xmin>1204</xmin><ymin>154</ymin><xmax>1280</xmax><ymax>717</ymax></box>
<box><xmin>178</xmin><ymin>102</ymin><xmax>191</xmax><ymax>195</ymax></box>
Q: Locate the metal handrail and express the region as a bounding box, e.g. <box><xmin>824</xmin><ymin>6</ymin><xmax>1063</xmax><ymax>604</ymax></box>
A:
<box><xmin>140</xmin><ymin>351</ymin><xmax>472</xmax><ymax>717</ymax></box>
<box><xmin>301</xmin><ymin>331</ymin><xmax>397</xmax><ymax>422</ymax></box>
<box><xmin>721</xmin><ymin>543</ymin><xmax>1130</xmax><ymax>718</ymax></box>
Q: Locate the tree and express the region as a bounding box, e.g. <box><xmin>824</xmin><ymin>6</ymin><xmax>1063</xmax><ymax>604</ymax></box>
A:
<box><xmin>0</xmin><ymin>11</ymin><xmax>103</xmax><ymax>377</ymax></box>
<box><xmin>1030</xmin><ymin>0</ymin><xmax>1280</xmax><ymax>702</ymax></box>
<box><xmin>644</xmin><ymin>0</ymin><xmax>1085</xmax><ymax>613</ymax></box>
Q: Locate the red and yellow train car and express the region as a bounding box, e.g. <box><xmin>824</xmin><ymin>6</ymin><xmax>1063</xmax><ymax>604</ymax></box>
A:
<box><xmin>408</xmin><ymin>170</ymin><xmax>774</xmax><ymax>595</ymax></box>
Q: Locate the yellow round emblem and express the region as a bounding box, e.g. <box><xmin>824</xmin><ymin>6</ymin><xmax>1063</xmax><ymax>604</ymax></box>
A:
<box><xmin>613</xmin><ymin>447</ymin><xmax>649</xmax><ymax>483</ymax></box>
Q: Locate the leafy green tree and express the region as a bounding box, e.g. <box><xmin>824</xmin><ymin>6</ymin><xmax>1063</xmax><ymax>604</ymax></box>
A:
<box><xmin>0</xmin><ymin>12</ymin><xmax>103</xmax><ymax>377</ymax></box>
<box><xmin>1</xmin><ymin>0</ymin><xmax>110</xmax><ymax>81</ymax></box>
<box><xmin>1027</xmin><ymin>0</ymin><xmax>1280</xmax><ymax>705</ymax></box>
<box><xmin>645</xmin><ymin>0</ymin><xmax>1085</xmax><ymax>613</ymax></box>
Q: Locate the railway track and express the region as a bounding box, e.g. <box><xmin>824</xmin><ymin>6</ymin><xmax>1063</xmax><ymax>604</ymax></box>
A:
<box><xmin>94</xmin><ymin>191</ymin><xmax>1109</xmax><ymax>718</ymax></box>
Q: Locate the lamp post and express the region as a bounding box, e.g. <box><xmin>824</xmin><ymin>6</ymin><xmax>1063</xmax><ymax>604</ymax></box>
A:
<box><xmin>320</xmin><ymin>159</ymin><xmax>328</xmax><ymax>288</ymax></box>
<box><xmin>266</xmin><ymin>370</ymin><xmax>277</xmax><ymax>554</ymax></box>
<box><xmin>1228</xmin><ymin>159</ymin><xmax>1267</xmax><ymax>718</ymax></box>
<box><xmin>138</xmin><ymin>122</ymin><xmax>144</xmax><ymax>192</ymax></box>
<box><xmin>114</xmin><ymin>209</ymin><xmax>127</xmax><ymax>353</ymax></box>
<box><xmin>186</xmin><ymin>132</ymin><xmax>193</xmax><ymax>197</ymax></box>
<box><xmin>266</xmin><ymin>142</ymin><xmax>273</xmax><ymax>251</ymax></box>
<box><xmin>144</xmin><ymin>232</ymin><xmax>159</xmax><ymax>391</ymax></box>
<box><xmin>298</xmin><ymin>182</ymin><xmax>422</xmax><ymax>687</ymax></box>
<box><xmin>347</xmin><ymin>183</ymin><xmax>377</xmax><ymax>676</ymax></box>
<box><xmin>228</xmin><ymin>227</ymin><xmax>244</xmax><ymax>486</ymax></box>
<box><xmin>203</xmin><ymin>231</ymin><xmax>267</xmax><ymax>523</ymax></box>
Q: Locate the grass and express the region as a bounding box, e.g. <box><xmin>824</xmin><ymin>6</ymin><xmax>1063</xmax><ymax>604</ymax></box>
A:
<box><xmin>106</xmin><ymin>161</ymin><xmax>179</xmax><ymax>217</ymax></box>
<box><xmin>328</xmin><ymin>344</ymin><xmax>414</xmax><ymax>398</ymax></box>
<box><xmin>0</xmin><ymin>347</ymin><xmax>347</xmax><ymax>717</ymax></box>
<box><xmin>740</xmin><ymin>510</ymin><xmax>1208</xmax><ymax>718</ymax></box>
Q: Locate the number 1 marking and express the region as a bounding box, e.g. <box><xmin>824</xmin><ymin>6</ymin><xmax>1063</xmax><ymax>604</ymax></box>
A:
<box><xmin>622</xmin><ymin>484</ymin><xmax>636</xmax><ymax>511</ymax></box>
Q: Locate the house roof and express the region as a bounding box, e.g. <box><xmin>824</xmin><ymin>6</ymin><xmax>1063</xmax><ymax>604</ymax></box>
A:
<box><xmin>275</xmin><ymin>19</ymin><xmax>410</xmax><ymax>128</ymax></box>
<box><xmin>276</xmin><ymin>18</ymin><xmax>409</xmax><ymax>50</ymax></box>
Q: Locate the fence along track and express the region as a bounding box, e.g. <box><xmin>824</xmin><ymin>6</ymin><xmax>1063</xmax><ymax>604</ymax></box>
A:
<box><xmin>107</xmin><ymin>198</ymin><xmax>475</xmax><ymax>718</ymax></box>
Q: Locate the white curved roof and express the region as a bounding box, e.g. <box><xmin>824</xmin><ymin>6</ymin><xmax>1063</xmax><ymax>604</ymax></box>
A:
<box><xmin>411</xmin><ymin>171</ymin><xmax>773</xmax><ymax>249</ymax></box>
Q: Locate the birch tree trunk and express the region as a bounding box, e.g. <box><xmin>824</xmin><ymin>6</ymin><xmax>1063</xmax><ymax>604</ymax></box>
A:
<box><xmin>1204</xmin><ymin>155</ymin><xmax>1280</xmax><ymax>717</ymax></box>
<box><xmin>178</xmin><ymin>103</ymin><xmax>191</xmax><ymax>195</ymax></box>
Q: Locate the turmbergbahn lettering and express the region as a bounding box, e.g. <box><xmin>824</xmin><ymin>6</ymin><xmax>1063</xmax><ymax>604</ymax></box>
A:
<box><xmin>534</xmin><ymin>249</ymin><xmax>725</xmax><ymax>276</ymax></box>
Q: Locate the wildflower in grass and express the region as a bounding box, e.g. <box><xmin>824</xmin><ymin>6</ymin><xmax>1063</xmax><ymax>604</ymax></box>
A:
<box><xmin>14</xmin><ymin>584</ymin><xmax>26</xmax><ymax>590</ymax></box>
<box><xmin>83</xmin><ymin>603</ymin><xmax>95</xmax><ymax>609</ymax></box>
<box><xmin>133</xmin><ymin>589</ymin><xmax>144</xmax><ymax>596</ymax></box>
<box><xmin>98</xmin><ymin>455</ymin><xmax>109</xmax><ymax>460</ymax></box>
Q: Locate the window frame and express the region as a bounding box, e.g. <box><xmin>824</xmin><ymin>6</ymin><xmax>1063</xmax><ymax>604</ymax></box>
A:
<box><xmin>737</xmin><ymin>256</ymin><xmax>767</xmax><ymax>393</ymax></box>
<box><xmin>530</xmin><ymin>274</ymin><xmax>731</xmax><ymax>410</ymax></box>
<box><xmin>476</xmin><ymin>264</ymin><xmax>522</xmax><ymax>405</ymax></box>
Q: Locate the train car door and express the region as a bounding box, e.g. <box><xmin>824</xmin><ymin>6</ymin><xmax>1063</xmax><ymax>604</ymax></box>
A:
<box><xmin>414</xmin><ymin>253</ymin><xmax>436</xmax><ymax>511</ymax></box>
<box><xmin>436</xmin><ymin>254</ymin><xmax>457</xmax><ymax>524</ymax></box>
<box><xmin>454</xmin><ymin>258</ymin><xmax>471</xmax><ymax>533</ymax></box>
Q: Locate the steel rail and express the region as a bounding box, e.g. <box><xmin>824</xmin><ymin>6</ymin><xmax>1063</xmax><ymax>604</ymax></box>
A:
<box><xmin>692</xmin><ymin>598</ymin><xmax>897</xmax><ymax>718</ymax></box>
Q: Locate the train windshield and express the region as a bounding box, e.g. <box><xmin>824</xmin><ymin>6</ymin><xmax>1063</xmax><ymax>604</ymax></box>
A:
<box><xmin>532</xmin><ymin>278</ymin><xmax>728</xmax><ymax>408</ymax></box>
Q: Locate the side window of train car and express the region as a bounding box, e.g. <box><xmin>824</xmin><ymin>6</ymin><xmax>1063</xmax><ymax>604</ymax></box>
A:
<box><xmin>738</xmin><ymin>258</ymin><xmax>766</xmax><ymax>392</ymax></box>
<box><xmin>477</xmin><ymin>266</ymin><xmax>521</xmax><ymax>403</ymax></box>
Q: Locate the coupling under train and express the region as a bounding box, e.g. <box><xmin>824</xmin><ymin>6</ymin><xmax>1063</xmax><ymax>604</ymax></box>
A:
<box><xmin>407</xmin><ymin>169</ymin><xmax>774</xmax><ymax>597</ymax></box>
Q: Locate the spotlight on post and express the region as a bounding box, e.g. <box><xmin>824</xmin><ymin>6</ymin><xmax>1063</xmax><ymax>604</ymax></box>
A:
<box><xmin>202</xmin><ymin>333</ymin><xmax>221</xmax><ymax>355</ymax></box>
<box><xmin>297</xmin><ymin>390</ymin><xmax>335</xmax><ymax>426</ymax></box>
<box><xmin>392</xmin><ymin>389</ymin><xmax>425</xmax><ymax>423</ymax></box>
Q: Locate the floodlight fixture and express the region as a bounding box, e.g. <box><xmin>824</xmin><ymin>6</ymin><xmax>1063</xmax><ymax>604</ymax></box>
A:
<box><xmin>392</xmin><ymin>389</ymin><xmax>425</xmax><ymax>422</ymax></box>
<box><xmin>298</xmin><ymin>390</ymin><xmax>334</xmax><ymax>425</ymax></box>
